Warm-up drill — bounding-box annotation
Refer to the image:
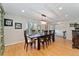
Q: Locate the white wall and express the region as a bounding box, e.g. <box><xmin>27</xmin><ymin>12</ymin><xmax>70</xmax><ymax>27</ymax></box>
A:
<box><xmin>66</xmin><ymin>20</ymin><xmax>79</xmax><ymax>40</ymax></box>
<box><xmin>4</xmin><ymin>13</ymin><xmax>79</xmax><ymax>46</ymax></box>
<box><xmin>55</xmin><ymin>20</ymin><xmax>79</xmax><ymax>40</ymax></box>
<box><xmin>55</xmin><ymin>23</ymin><xmax>66</xmax><ymax>37</ymax></box>
<box><xmin>4</xmin><ymin>14</ymin><xmax>28</xmax><ymax>46</ymax></box>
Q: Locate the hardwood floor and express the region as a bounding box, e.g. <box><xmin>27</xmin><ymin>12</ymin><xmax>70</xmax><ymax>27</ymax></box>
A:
<box><xmin>4</xmin><ymin>37</ymin><xmax>79</xmax><ymax>56</ymax></box>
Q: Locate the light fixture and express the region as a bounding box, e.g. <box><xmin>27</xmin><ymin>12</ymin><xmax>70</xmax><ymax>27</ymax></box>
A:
<box><xmin>40</xmin><ymin>20</ymin><xmax>47</xmax><ymax>25</ymax></box>
<box><xmin>41</xmin><ymin>14</ymin><xmax>46</xmax><ymax>17</ymax></box>
<box><xmin>22</xmin><ymin>10</ymin><xmax>25</xmax><ymax>12</ymax></box>
<box><xmin>57</xmin><ymin>22</ymin><xmax>63</xmax><ymax>24</ymax></box>
<box><xmin>59</xmin><ymin>7</ymin><xmax>63</xmax><ymax>10</ymax></box>
<box><xmin>40</xmin><ymin>14</ymin><xmax>47</xmax><ymax>25</ymax></box>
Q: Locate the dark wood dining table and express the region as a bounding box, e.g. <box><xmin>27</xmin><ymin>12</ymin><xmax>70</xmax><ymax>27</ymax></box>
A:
<box><xmin>29</xmin><ymin>33</ymin><xmax>55</xmax><ymax>50</ymax></box>
<box><xmin>29</xmin><ymin>34</ymin><xmax>45</xmax><ymax>50</ymax></box>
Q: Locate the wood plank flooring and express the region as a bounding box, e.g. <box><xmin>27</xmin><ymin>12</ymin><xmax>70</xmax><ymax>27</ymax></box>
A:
<box><xmin>4</xmin><ymin>37</ymin><xmax>79</xmax><ymax>56</ymax></box>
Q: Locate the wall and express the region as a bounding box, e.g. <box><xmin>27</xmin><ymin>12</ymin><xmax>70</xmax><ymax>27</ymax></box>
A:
<box><xmin>4</xmin><ymin>13</ymin><xmax>79</xmax><ymax>46</ymax></box>
<box><xmin>55</xmin><ymin>23</ymin><xmax>66</xmax><ymax>37</ymax></box>
<box><xmin>4</xmin><ymin>14</ymin><xmax>28</xmax><ymax>46</ymax></box>
<box><xmin>66</xmin><ymin>20</ymin><xmax>79</xmax><ymax>40</ymax></box>
<box><xmin>55</xmin><ymin>20</ymin><xmax>79</xmax><ymax>40</ymax></box>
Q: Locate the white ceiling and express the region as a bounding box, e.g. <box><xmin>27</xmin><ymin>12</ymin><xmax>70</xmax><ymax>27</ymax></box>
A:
<box><xmin>2</xmin><ymin>3</ymin><xmax>79</xmax><ymax>22</ymax></box>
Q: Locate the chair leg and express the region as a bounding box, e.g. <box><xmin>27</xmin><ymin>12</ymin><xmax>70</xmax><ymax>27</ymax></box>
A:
<box><xmin>34</xmin><ymin>41</ymin><xmax>36</xmax><ymax>49</ymax></box>
<box><xmin>47</xmin><ymin>40</ymin><xmax>49</xmax><ymax>45</ymax></box>
<box><xmin>42</xmin><ymin>42</ymin><xmax>45</xmax><ymax>49</ymax></box>
<box><xmin>45</xmin><ymin>41</ymin><xmax>48</xmax><ymax>48</ymax></box>
<box><xmin>26</xmin><ymin>44</ymin><xmax>28</xmax><ymax>52</ymax></box>
<box><xmin>49</xmin><ymin>40</ymin><xmax>51</xmax><ymax>44</ymax></box>
<box><xmin>30</xmin><ymin>42</ymin><xmax>33</xmax><ymax>49</ymax></box>
<box><xmin>52</xmin><ymin>37</ymin><xmax>55</xmax><ymax>42</ymax></box>
<box><xmin>24</xmin><ymin>43</ymin><xmax>26</xmax><ymax>49</ymax></box>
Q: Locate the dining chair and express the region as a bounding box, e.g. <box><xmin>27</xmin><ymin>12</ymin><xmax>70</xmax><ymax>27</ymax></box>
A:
<box><xmin>24</xmin><ymin>30</ymin><xmax>36</xmax><ymax>51</ymax></box>
<box><xmin>52</xmin><ymin>30</ymin><xmax>55</xmax><ymax>42</ymax></box>
<box><xmin>39</xmin><ymin>36</ymin><xmax>46</xmax><ymax>49</ymax></box>
<box><xmin>48</xmin><ymin>30</ymin><xmax>52</xmax><ymax>44</ymax></box>
<box><xmin>43</xmin><ymin>30</ymin><xmax>49</xmax><ymax>47</ymax></box>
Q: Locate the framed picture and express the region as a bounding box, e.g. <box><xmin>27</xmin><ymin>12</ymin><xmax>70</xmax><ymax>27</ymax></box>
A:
<box><xmin>4</xmin><ymin>19</ymin><xmax>13</xmax><ymax>26</ymax></box>
<box><xmin>15</xmin><ymin>23</ymin><xmax>22</xmax><ymax>29</ymax></box>
<box><xmin>70</xmin><ymin>23</ymin><xmax>74</xmax><ymax>27</ymax></box>
<box><xmin>74</xmin><ymin>24</ymin><xmax>79</xmax><ymax>28</ymax></box>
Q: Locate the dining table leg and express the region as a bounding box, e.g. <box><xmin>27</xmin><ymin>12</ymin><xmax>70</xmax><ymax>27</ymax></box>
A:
<box><xmin>37</xmin><ymin>37</ymin><xmax>40</xmax><ymax>50</ymax></box>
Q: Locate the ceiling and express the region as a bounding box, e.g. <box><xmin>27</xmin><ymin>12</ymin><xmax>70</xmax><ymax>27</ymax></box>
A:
<box><xmin>2</xmin><ymin>3</ymin><xmax>79</xmax><ymax>23</ymax></box>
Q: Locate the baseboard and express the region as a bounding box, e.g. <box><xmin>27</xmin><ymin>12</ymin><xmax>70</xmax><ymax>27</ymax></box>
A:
<box><xmin>5</xmin><ymin>40</ymin><xmax>24</xmax><ymax>46</ymax></box>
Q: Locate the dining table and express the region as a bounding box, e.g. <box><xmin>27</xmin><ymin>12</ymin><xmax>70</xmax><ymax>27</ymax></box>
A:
<box><xmin>29</xmin><ymin>33</ymin><xmax>55</xmax><ymax>50</ymax></box>
<box><xmin>29</xmin><ymin>34</ymin><xmax>45</xmax><ymax>50</ymax></box>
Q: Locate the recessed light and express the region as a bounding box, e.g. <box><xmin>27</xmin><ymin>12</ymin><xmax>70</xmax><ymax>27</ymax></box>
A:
<box><xmin>22</xmin><ymin>10</ymin><xmax>25</xmax><ymax>12</ymax></box>
<box><xmin>65</xmin><ymin>14</ymin><xmax>68</xmax><ymax>17</ymax></box>
<box><xmin>59</xmin><ymin>7</ymin><xmax>63</xmax><ymax>10</ymax></box>
<box><xmin>75</xmin><ymin>16</ymin><xmax>77</xmax><ymax>18</ymax></box>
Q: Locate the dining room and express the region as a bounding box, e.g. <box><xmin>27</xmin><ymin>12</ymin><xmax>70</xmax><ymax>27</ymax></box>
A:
<box><xmin>0</xmin><ymin>3</ymin><xmax>79</xmax><ymax>56</ymax></box>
